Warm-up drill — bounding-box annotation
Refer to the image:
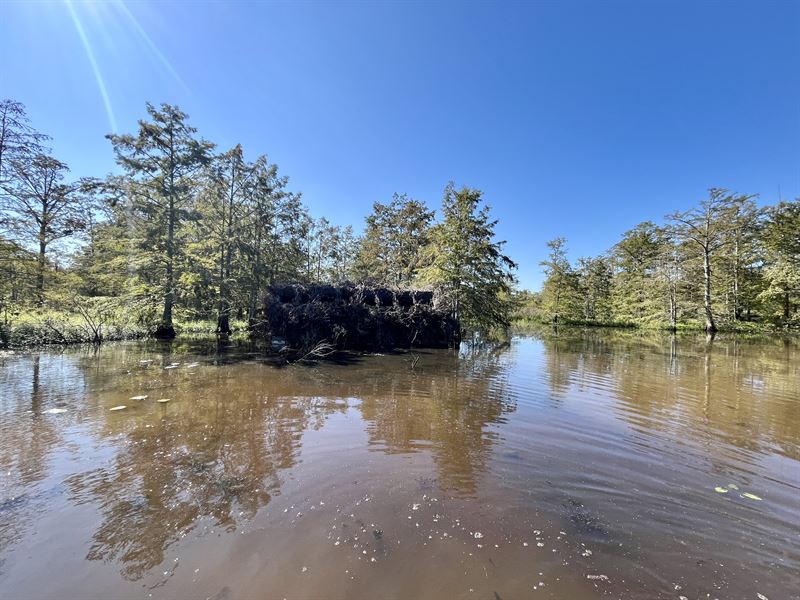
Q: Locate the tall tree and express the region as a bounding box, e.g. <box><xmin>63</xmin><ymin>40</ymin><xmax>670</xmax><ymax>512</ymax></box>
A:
<box><xmin>420</xmin><ymin>183</ymin><xmax>516</xmax><ymax>331</ymax></box>
<box><xmin>717</xmin><ymin>195</ymin><xmax>761</xmax><ymax>321</ymax></box>
<box><xmin>355</xmin><ymin>193</ymin><xmax>434</xmax><ymax>286</ymax></box>
<box><xmin>240</xmin><ymin>155</ymin><xmax>305</xmax><ymax>321</ymax></box>
<box><xmin>654</xmin><ymin>229</ymin><xmax>685</xmax><ymax>331</ymax></box>
<box><xmin>107</xmin><ymin>103</ymin><xmax>212</xmax><ymax>338</ymax></box>
<box><xmin>1</xmin><ymin>153</ymin><xmax>83</xmax><ymax>303</ymax></box>
<box><xmin>202</xmin><ymin>144</ymin><xmax>253</xmax><ymax>335</ymax></box>
<box><xmin>540</xmin><ymin>237</ymin><xmax>579</xmax><ymax>324</ymax></box>
<box><xmin>0</xmin><ymin>99</ymin><xmax>49</xmax><ymax>186</ymax></box>
<box><xmin>667</xmin><ymin>189</ymin><xmax>752</xmax><ymax>333</ymax></box>
<box><xmin>611</xmin><ymin>222</ymin><xmax>663</xmax><ymax>324</ymax></box>
<box><xmin>576</xmin><ymin>255</ymin><xmax>613</xmax><ymax>323</ymax></box>
<box><xmin>329</xmin><ymin>224</ymin><xmax>356</xmax><ymax>282</ymax></box>
<box><xmin>0</xmin><ymin>100</ymin><xmax>51</xmax><ymax>310</ymax></box>
<box><xmin>760</xmin><ymin>199</ymin><xmax>800</xmax><ymax>324</ymax></box>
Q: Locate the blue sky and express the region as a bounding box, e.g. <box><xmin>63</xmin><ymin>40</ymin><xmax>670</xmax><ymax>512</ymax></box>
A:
<box><xmin>1</xmin><ymin>0</ymin><xmax>798</xmax><ymax>289</ymax></box>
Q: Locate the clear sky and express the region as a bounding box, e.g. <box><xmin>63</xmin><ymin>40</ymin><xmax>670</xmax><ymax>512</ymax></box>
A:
<box><xmin>1</xmin><ymin>0</ymin><xmax>798</xmax><ymax>289</ymax></box>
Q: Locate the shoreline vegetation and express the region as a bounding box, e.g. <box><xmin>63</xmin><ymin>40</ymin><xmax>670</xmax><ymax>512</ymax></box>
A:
<box><xmin>1</xmin><ymin>98</ymin><xmax>798</xmax><ymax>351</ymax></box>
<box><xmin>2</xmin><ymin>310</ymin><xmax>795</xmax><ymax>351</ymax></box>
<box><xmin>0</xmin><ymin>99</ymin><xmax>515</xmax><ymax>349</ymax></box>
<box><xmin>527</xmin><ymin>190</ymin><xmax>800</xmax><ymax>335</ymax></box>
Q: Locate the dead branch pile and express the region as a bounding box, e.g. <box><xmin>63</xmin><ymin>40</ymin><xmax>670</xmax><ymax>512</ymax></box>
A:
<box><xmin>261</xmin><ymin>284</ymin><xmax>458</xmax><ymax>352</ymax></box>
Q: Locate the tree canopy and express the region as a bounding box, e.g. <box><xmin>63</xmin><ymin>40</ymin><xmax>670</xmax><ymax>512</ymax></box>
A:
<box><xmin>529</xmin><ymin>190</ymin><xmax>800</xmax><ymax>331</ymax></box>
<box><xmin>0</xmin><ymin>99</ymin><xmax>518</xmax><ymax>341</ymax></box>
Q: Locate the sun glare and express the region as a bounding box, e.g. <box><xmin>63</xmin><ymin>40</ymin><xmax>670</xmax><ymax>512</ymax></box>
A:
<box><xmin>64</xmin><ymin>0</ymin><xmax>118</xmax><ymax>133</ymax></box>
<box><xmin>61</xmin><ymin>0</ymin><xmax>188</xmax><ymax>134</ymax></box>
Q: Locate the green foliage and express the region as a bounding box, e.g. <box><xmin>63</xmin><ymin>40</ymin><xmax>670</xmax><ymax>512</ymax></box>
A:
<box><xmin>531</xmin><ymin>192</ymin><xmax>800</xmax><ymax>332</ymax></box>
<box><xmin>759</xmin><ymin>200</ymin><xmax>800</xmax><ymax>324</ymax></box>
<box><xmin>419</xmin><ymin>183</ymin><xmax>517</xmax><ymax>330</ymax></box>
<box><xmin>1</xmin><ymin>99</ymin><xmax>521</xmax><ymax>345</ymax></box>
<box><xmin>539</xmin><ymin>237</ymin><xmax>581</xmax><ymax>323</ymax></box>
<box><xmin>12</xmin><ymin>95</ymin><xmax>798</xmax><ymax>344</ymax></box>
<box><xmin>2</xmin><ymin>304</ymin><xmax>149</xmax><ymax>347</ymax></box>
<box><xmin>106</xmin><ymin>103</ymin><xmax>214</xmax><ymax>334</ymax></box>
<box><xmin>354</xmin><ymin>193</ymin><xmax>434</xmax><ymax>286</ymax></box>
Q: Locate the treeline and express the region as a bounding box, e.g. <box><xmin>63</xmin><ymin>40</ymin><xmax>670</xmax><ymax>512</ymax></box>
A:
<box><xmin>522</xmin><ymin>189</ymin><xmax>799</xmax><ymax>332</ymax></box>
<box><xmin>0</xmin><ymin>99</ymin><xmax>515</xmax><ymax>343</ymax></box>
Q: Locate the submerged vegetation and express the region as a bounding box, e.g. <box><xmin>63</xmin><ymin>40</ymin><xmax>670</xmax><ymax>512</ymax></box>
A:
<box><xmin>522</xmin><ymin>190</ymin><xmax>800</xmax><ymax>333</ymax></box>
<box><xmin>0</xmin><ymin>99</ymin><xmax>515</xmax><ymax>347</ymax></box>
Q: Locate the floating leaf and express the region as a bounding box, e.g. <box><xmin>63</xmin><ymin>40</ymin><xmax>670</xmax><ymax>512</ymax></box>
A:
<box><xmin>714</xmin><ymin>486</ymin><xmax>728</xmax><ymax>493</ymax></box>
<box><xmin>157</xmin><ymin>398</ymin><xmax>171</xmax><ymax>403</ymax></box>
<box><xmin>109</xmin><ymin>405</ymin><xmax>127</xmax><ymax>411</ymax></box>
<box><xmin>129</xmin><ymin>395</ymin><xmax>148</xmax><ymax>401</ymax></box>
<box><xmin>741</xmin><ymin>492</ymin><xmax>762</xmax><ymax>501</ymax></box>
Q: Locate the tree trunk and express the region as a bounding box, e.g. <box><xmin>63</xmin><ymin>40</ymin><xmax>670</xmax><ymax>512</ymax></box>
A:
<box><xmin>784</xmin><ymin>292</ymin><xmax>791</xmax><ymax>321</ymax></box>
<box><xmin>36</xmin><ymin>234</ymin><xmax>46</xmax><ymax>307</ymax></box>
<box><xmin>732</xmin><ymin>237</ymin><xmax>740</xmax><ymax>321</ymax></box>
<box><xmin>216</xmin><ymin>192</ymin><xmax>231</xmax><ymax>337</ymax></box>
<box><xmin>553</xmin><ymin>273</ymin><xmax>562</xmax><ymax>325</ymax></box>
<box><xmin>702</xmin><ymin>248</ymin><xmax>716</xmax><ymax>333</ymax></box>
<box><xmin>248</xmin><ymin>226</ymin><xmax>263</xmax><ymax>326</ymax></box>
<box><xmin>157</xmin><ymin>195</ymin><xmax>176</xmax><ymax>339</ymax></box>
<box><xmin>217</xmin><ymin>246</ymin><xmax>230</xmax><ymax>336</ymax></box>
<box><xmin>669</xmin><ymin>285</ymin><xmax>677</xmax><ymax>332</ymax></box>
<box><xmin>218</xmin><ymin>173</ymin><xmax>234</xmax><ymax>336</ymax></box>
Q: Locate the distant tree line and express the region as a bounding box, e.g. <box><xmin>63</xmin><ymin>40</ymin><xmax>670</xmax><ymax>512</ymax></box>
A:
<box><xmin>0</xmin><ymin>99</ymin><xmax>516</xmax><ymax>341</ymax></box>
<box><xmin>526</xmin><ymin>189</ymin><xmax>800</xmax><ymax>332</ymax></box>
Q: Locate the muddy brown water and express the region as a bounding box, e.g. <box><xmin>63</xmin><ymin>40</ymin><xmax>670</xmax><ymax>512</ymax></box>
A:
<box><xmin>0</xmin><ymin>331</ymin><xmax>798</xmax><ymax>600</ymax></box>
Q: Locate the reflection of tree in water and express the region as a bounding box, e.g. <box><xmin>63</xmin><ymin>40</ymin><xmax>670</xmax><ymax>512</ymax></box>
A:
<box><xmin>357</xmin><ymin>343</ymin><xmax>517</xmax><ymax>495</ymax></box>
<box><xmin>0</xmin><ymin>354</ymin><xmax>88</xmax><ymax>555</ymax></box>
<box><xmin>66</xmin><ymin>392</ymin><xmax>341</xmax><ymax>580</ymax></box>
<box><xmin>5</xmin><ymin>339</ymin><xmax>514</xmax><ymax>579</ymax></box>
<box><xmin>533</xmin><ymin>328</ymin><xmax>800</xmax><ymax>460</ymax></box>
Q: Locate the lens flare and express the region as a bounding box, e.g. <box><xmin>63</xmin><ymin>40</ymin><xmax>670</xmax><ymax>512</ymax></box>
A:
<box><xmin>116</xmin><ymin>0</ymin><xmax>188</xmax><ymax>91</ymax></box>
<box><xmin>64</xmin><ymin>0</ymin><xmax>118</xmax><ymax>133</ymax></box>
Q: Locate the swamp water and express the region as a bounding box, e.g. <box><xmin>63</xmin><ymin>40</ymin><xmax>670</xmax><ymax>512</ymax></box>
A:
<box><xmin>0</xmin><ymin>331</ymin><xmax>798</xmax><ymax>599</ymax></box>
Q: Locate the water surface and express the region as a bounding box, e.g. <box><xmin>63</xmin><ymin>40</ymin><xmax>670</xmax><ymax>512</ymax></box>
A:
<box><xmin>1</xmin><ymin>331</ymin><xmax>798</xmax><ymax>599</ymax></box>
